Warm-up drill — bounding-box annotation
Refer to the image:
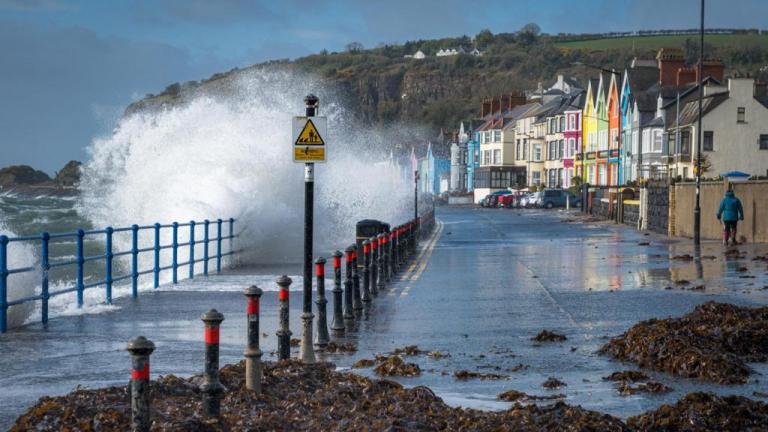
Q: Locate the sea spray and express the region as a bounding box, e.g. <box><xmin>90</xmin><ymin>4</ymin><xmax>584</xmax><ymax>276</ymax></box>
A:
<box><xmin>80</xmin><ymin>68</ymin><xmax>418</xmax><ymax>276</ymax></box>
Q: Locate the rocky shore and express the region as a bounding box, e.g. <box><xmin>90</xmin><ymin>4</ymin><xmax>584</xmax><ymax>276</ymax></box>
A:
<box><xmin>11</xmin><ymin>359</ymin><xmax>768</xmax><ymax>431</ymax></box>
<box><xmin>0</xmin><ymin>161</ymin><xmax>81</xmax><ymax>196</ymax></box>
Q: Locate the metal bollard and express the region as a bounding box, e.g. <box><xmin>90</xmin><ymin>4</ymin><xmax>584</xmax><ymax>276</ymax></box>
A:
<box><xmin>382</xmin><ymin>233</ymin><xmax>391</xmax><ymax>283</ymax></box>
<box><xmin>276</xmin><ymin>275</ymin><xmax>292</xmax><ymax>360</ymax></box>
<box><xmin>352</xmin><ymin>246</ymin><xmax>363</xmax><ymax>316</ymax></box>
<box><xmin>127</xmin><ymin>336</ymin><xmax>155</xmax><ymax>432</ymax></box>
<box><xmin>369</xmin><ymin>236</ymin><xmax>379</xmax><ymax>296</ymax></box>
<box><xmin>343</xmin><ymin>247</ymin><xmax>354</xmax><ymax>321</ymax></box>
<box><xmin>390</xmin><ymin>230</ymin><xmax>397</xmax><ymax>276</ymax></box>
<box><xmin>201</xmin><ymin>310</ymin><xmax>224</xmax><ymax>417</ymax></box>
<box><xmin>314</xmin><ymin>257</ymin><xmax>330</xmax><ymax>347</ymax></box>
<box><xmin>362</xmin><ymin>240</ymin><xmax>371</xmax><ymax>303</ymax></box>
<box><xmin>377</xmin><ymin>234</ymin><xmax>386</xmax><ymax>291</ymax></box>
<box><xmin>244</xmin><ymin>286</ymin><xmax>263</xmax><ymax>393</ymax></box>
<box><xmin>330</xmin><ymin>251</ymin><xmax>344</xmax><ymax>334</ymax></box>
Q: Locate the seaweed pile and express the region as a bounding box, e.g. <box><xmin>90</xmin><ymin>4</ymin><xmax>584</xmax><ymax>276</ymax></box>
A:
<box><xmin>627</xmin><ymin>393</ymin><xmax>768</xmax><ymax>431</ymax></box>
<box><xmin>599</xmin><ymin>301</ymin><xmax>768</xmax><ymax>384</ymax></box>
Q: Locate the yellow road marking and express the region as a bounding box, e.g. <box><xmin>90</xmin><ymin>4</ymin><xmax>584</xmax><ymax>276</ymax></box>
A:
<box><xmin>409</xmin><ymin>221</ymin><xmax>443</xmax><ymax>281</ymax></box>
<box><xmin>399</xmin><ymin>220</ymin><xmax>443</xmax><ymax>281</ymax></box>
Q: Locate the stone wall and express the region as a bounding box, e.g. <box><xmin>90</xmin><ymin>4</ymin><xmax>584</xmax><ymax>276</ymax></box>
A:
<box><xmin>644</xmin><ymin>184</ymin><xmax>669</xmax><ymax>235</ymax></box>
<box><xmin>623</xmin><ymin>203</ymin><xmax>639</xmax><ymax>227</ymax></box>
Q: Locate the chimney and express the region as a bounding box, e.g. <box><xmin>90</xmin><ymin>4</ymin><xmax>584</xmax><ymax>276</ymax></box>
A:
<box><xmin>491</xmin><ymin>97</ymin><xmax>501</xmax><ymax>114</ymax></box>
<box><xmin>676</xmin><ymin>67</ymin><xmax>696</xmax><ymax>87</ymax></box>
<box><xmin>500</xmin><ymin>94</ymin><xmax>511</xmax><ymax>111</ymax></box>
<box><xmin>656</xmin><ymin>48</ymin><xmax>685</xmax><ymax>86</ymax></box>
<box><xmin>481</xmin><ymin>100</ymin><xmax>492</xmax><ymax>117</ymax></box>
<box><xmin>696</xmin><ymin>58</ymin><xmax>725</xmax><ymax>83</ymax></box>
<box><xmin>509</xmin><ymin>92</ymin><xmax>527</xmax><ymax>109</ymax></box>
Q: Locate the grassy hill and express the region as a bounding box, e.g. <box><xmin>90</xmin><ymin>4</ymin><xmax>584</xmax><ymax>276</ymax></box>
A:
<box><xmin>556</xmin><ymin>33</ymin><xmax>768</xmax><ymax>50</ymax></box>
<box><xmin>129</xmin><ymin>30</ymin><xmax>768</xmax><ymax>136</ymax></box>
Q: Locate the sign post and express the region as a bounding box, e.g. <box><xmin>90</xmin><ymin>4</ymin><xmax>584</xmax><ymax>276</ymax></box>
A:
<box><xmin>293</xmin><ymin>95</ymin><xmax>326</xmax><ymax>364</ymax></box>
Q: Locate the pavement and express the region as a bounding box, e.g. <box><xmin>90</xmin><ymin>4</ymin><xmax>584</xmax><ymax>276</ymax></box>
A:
<box><xmin>2</xmin><ymin>206</ymin><xmax>768</xmax><ymax>428</ymax></box>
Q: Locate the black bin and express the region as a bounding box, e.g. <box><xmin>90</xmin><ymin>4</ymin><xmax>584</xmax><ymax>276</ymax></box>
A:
<box><xmin>356</xmin><ymin>219</ymin><xmax>390</xmax><ymax>264</ymax></box>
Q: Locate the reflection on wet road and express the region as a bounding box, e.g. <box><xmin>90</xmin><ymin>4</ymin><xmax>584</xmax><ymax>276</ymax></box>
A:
<box><xmin>1</xmin><ymin>206</ymin><xmax>767</xmax><ymax>427</ymax></box>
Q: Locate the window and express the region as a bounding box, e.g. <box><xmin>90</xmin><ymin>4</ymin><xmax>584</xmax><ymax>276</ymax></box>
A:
<box><xmin>493</xmin><ymin>130</ymin><xmax>501</xmax><ymax>142</ymax></box>
<box><xmin>667</xmin><ymin>132</ymin><xmax>676</xmax><ymax>155</ymax></box>
<box><xmin>680</xmin><ymin>130</ymin><xmax>691</xmax><ymax>156</ymax></box>
<box><xmin>516</xmin><ymin>139</ymin><xmax>522</xmax><ymax>160</ymax></box>
<box><xmin>559</xmin><ymin>117</ymin><xmax>565</xmax><ymax>132</ymax></box>
<box><xmin>760</xmin><ymin>134</ymin><xmax>768</xmax><ymax>150</ymax></box>
<box><xmin>532</xmin><ymin>171</ymin><xmax>541</xmax><ymax>185</ymax></box>
<box><xmin>534</xmin><ymin>144</ymin><xmax>542</xmax><ymax>161</ymax></box>
<box><xmin>737</xmin><ymin>107</ymin><xmax>746</xmax><ymax>123</ymax></box>
<box><xmin>493</xmin><ymin>149</ymin><xmax>501</xmax><ymax>164</ymax></box>
<box><xmin>652</xmin><ymin>130</ymin><xmax>663</xmax><ymax>152</ymax></box>
<box><xmin>569</xmin><ymin>115</ymin><xmax>576</xmax><ymax>131</ymax></box>
<box><xmin>548</xmin><ymin>119</ymin><xmax>555</xmax><ymax>133</ymax></box>
<box><xmin>548</xmin><ymin>141</ymin><xmax>557</xmax><ymax>160</ymax></box>
<box><xmin>569</xmin><ymin>138</ymin><xmax>576</xmax><ymax>157</ymax></box>
<box><xmin>558</xmin><ymin>140</ymin><xmax>564</xmax><ymax>160</ymax></box>
<box><xmin>483</xmin><ymin>150</ymin><xmax>491</xmax><ymax>165</ymax></box>
<box><xmin>703</xmin><ymin>131</ymin><xmax>714</xmax><ymax>151</ymax></box>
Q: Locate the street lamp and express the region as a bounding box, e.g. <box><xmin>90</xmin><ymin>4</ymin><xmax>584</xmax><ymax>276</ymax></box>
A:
<box><xmin>694</xmin><ymin>0</ymin><xmax>705</xmax><ymax>245</ymax></box>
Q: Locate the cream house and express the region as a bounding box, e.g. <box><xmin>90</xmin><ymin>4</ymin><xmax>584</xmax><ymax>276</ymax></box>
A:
<box><xmin>668</xmin><ymin>77</ymin><xmax>768</xmax><ymax>179</ymax></box>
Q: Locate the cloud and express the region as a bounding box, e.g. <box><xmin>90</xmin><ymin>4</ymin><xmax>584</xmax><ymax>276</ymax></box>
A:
<box><xmin>0</xmin><ymin>20</ymin><xmax>217</xmax><ymax>172</ymax></box>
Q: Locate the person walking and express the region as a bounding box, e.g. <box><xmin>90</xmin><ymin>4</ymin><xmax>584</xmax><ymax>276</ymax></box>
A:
<box><xmin>716</xmin><ymin>188</ymin><xmax>744</xmax><ymax>246</ymax></box>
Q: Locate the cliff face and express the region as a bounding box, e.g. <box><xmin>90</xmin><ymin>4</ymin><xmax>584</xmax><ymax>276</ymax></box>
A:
<box><xmin>0</xmin><ymin>161</ymin><xmax>81</xmax><ymax>193</ymax></box>
<box><xmin>0</xmin><ymin>166</ymin><xmax>51</xmax><ymax>189</ymax></box>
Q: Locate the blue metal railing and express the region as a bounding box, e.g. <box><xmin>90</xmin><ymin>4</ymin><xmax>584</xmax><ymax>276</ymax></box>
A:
<box><xmin>0</xmin><ymin>218</ymin><xmax>239</xmax><ymax>333</ymax></box>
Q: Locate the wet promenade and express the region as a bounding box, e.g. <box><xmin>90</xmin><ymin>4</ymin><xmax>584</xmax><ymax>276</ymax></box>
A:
<box><xmin>2</xmin><ymin>206</ymin><xmax>768</xmax><ymax>428</ymax></box>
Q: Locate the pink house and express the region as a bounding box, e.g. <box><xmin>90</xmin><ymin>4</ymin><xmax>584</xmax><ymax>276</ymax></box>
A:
<box><xmin>563</xmin><ymin>92</ymin><xmax>585</xmax><ymax>188</ymax></box>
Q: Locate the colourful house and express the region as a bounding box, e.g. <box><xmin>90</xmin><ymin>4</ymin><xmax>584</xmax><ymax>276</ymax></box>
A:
<box><xmin>417</xmin><ymin>142</ymin><xmax>451</xmax><ymax>195</ymax></box>
<box><xmin>607</xmin><ymin>73</ymin><xmax>621</xmax><ymax>186</ymax></box>
<box><xmin>580</xmin><ymin>78</ymin><xmax>599</xmax><ymax>184</ymax></box>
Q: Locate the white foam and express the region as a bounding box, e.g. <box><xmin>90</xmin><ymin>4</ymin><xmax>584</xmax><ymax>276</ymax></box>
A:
<box><xmin>0</xmin><ymin>219</ymin><xmax>37</xmax><ymax>328</ymax></box>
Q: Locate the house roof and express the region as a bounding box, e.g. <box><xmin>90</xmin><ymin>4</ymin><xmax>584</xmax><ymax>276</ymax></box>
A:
<box><xmin>626</xmin><ymin>67</ymin><xmax>659</xmax><ymax>94</ymax></box>
<box><xmin>756</xmin><ymin>95</ymin><xmax>768</xmax><ymax>110</ymax></box>
<box><xmin>634</xmin><ymin>91</ymin><xmax>658</xmax><ymax>112</ymax></box>
<box><xmin>643</xmin><ymin>116</ymin><xmax>665</xmax><ymax>128</ymax></box>
<box><xmin>671</xmin><ymin>93</ymin><xmax>729</xmax><ymax>128</ymax></box>
<box><xmin>502</xmin><ymin>102</ymin><xmax>543</xmax><ymax>130</ymax></box>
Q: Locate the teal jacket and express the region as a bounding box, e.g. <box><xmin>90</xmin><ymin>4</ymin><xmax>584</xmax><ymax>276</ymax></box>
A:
<box><xmin>717</xmin><ymin>191</ymin><xmax>744</xmax><ymax>222</ymax></box>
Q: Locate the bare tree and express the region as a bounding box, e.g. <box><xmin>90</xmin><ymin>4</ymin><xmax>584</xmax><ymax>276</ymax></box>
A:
<box><xmin>345</xmin><ymin>41</ymin><xmax>364</xmax><ymax>53</ymax></box>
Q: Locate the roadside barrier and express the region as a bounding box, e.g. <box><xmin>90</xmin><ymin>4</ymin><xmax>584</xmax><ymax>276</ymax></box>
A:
<box><xmin>243</xmin><ymin>286</ymin><xmax>263</xmax><ymax>393</ymax></box>
<box><xmin>122</xmin><ymin>213</ymin><xmax>436</xmax><ymax>422</ymax></box>
<box><xmin>0</xmin><ymin>217</ymin><xmax>239</xmax><ymax>333</ymax></box>
<box><xmin>201</xmin><ymin>309</ymin><xmax>224</xmax><ymax>417</ymax></box>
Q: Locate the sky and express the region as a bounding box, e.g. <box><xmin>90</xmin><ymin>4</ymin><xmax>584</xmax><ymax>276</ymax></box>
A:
<box><xmin>1</xmin><ymin>0</ymin><xmax>766</xmax><ymax>173</ymax></box>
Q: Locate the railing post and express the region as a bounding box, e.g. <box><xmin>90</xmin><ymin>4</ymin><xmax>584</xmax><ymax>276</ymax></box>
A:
<box><xmin>203</xmin><ymin>220</ymin><xmax>210</xmax><ymax>276</ymax></box>
<box><xmin>153</xmin><ymin>223</ymin><xmax>160</xmax><ymax>289</ymax></box>
<box><xmin>314</xmin><ymin>257</ymin><xmax>329</xmax><ymax>348</ymax></box>
<box><xmin>172</xmin><ymin>222</ymin><xmax>179</xmax><ymax>284</ymax></box>
<box><xmin>362</xmin><ymin>240</ymin><xmax>371</xmax><ymax>303</ymax></box>
<box><xmin>189</xmin><ymin>221</ymin><xmax>196</xmax><ymax>279</ymax></box>
<box><xmin>216</xmin><ymin>219</ymin><xmax>223</xmax><ymax>273</ymax></box>
<box><xmin>131</xmin><ymin>225</ymin><xmax>139</xmax><ymax>298</ymax></box>
<box><xmin>41</xmin><ymin>232</ymin><xmax>50</xmax><ymax>325</ymax></box>
<box><xmin>105</xmin><ymin>227</ymin><xmax>114</xmax><ymax>304</ymax></box>
<box><xmin>76</xmin><ymin>229</ymin><xmax>85</xmax><ymax>308</ymax></box>
<box><xmin>228</xmin><ymin>218</ymin><xmax>234</xmax><ymax>262</ymax></box>
<box><xmin>330</xmin><ymin>251</ymin><xmax>344</xmax><ymax>335</ymax></box>
<box><xmin>244</xmin><ymin>286</ymin><xmax>263</xmax><ymax>393</ymax></box>
<box><xmin>0</xmin><ymin>235</ymin><xmax>8</xmax><ymax>333</ymax></box>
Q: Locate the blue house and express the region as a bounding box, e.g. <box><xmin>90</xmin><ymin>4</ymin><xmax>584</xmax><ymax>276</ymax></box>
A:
<box><xmin>466</xmin><ymin>124</ymin><xmax>481</xmax><ymax>191</ymax></box>
<box><xmin>418</xmin><ymin>142</ymin><xmax>451</xmax><ymax>195</ymax></box>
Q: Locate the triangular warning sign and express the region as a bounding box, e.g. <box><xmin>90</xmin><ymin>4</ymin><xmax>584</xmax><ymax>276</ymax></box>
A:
<box><xmin>295</xmin><ymin>119</ymin><xmax>324</xmax><ymax>145</ymax></box>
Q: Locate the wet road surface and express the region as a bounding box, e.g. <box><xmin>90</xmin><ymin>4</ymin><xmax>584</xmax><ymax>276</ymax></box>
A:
<box><xmin>2</xmin><ymin>206</ymin><xmax>768</xmax><ymax>427</ymax></box>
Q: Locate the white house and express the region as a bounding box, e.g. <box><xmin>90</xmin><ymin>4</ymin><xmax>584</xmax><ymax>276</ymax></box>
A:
<box><xmin>413</xmin><ymin>50</ymin><xmax>426</xmax><ymax>60</ymax></box>
<box><xmin>436</xmin><ymin>47</ymin><xmax>465</xmax><ymax>57</ymax></box>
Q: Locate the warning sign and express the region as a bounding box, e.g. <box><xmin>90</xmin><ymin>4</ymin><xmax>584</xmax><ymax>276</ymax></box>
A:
<box><xmin>292</xmin><ymin>116</ymin><xmax>327</xmax><ymax>163</ymax></box>
<box><xmin>295</xmin><ymin>119</ymin><xmax>324</xmax><ymax>145</ymax></box>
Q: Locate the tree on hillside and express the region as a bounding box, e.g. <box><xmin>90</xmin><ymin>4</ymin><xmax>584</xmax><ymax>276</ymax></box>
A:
<box><xmin>520</xmin><ymin>22</ymin><xmax>541</xmax><ymax>36</ymax></box>
<box><xmin>518</xmin><ymin>23</ymin><xmax>541</xmax><ymax>46</ymax></box>
<box><xmin>475</xmin><ymin>29</ymin><xmax>494</xmax><ymax>49</ymax></box>
<box><xmin>346</xmin><ymin>42</ymin><xmax>364</xmax><ymax>53</ymax></box>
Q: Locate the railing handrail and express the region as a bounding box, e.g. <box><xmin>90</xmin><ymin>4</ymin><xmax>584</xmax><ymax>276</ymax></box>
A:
<box><xmin>0</xmin><ymin>217</ymin><xmax>239</xmax><ymax>333</ymax></box>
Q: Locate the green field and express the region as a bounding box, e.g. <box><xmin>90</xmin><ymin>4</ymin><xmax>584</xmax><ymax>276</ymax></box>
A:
<box><xmin>555</xmin><ymin>33</ymin><xmax>768</xmax><ymax>50</ymax></box>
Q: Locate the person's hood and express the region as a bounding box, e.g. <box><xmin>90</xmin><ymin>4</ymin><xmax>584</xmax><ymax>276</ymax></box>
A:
<box><xmin>725</xmin><ymin>190</ymin><xmax>735</xmax><ymax>198</ymax></box>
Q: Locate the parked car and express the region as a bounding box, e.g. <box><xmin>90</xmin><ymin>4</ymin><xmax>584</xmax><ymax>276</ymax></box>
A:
<box><xmin>480</xmin><ymin>190</ymin><xmax>510</xmax><ymax>207</ymax></box>
<box><xmin>525</xmin><ymin>192</ymin><xmax>543</xmax><ymax>208</ymax></box>
<box><xmin>497</xmin><ymin>194</ymin><xmax>517</xmax><ymax>208</ymax></box>
<box><xmin>539</xmin><ymin>189</ymin><xmax>580</xmax><ymax>209</ymax></box>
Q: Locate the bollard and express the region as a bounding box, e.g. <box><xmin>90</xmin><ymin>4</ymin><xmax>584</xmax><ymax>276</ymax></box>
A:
<box><xmin>201</xmin><ymin>309</ymin><xmax>224</xmax><ymax>417</ymax></box>
<box><xmin>389</xmin><ymin>230</ymin><xmax>396</xmax><ymax>277</ymax></box>
<box><xmin>244</xmin><ymin>286</ymin><xmax>263</xmax><ymax>393</ymax></box>
<box><xmin>343</xmin><ymin>246</ymin><xmax>354</xmax><ymax>321</ymax></box>
<box><xmin>382</xmin><ymin>232</ymin><xmax>391</xmax><ymax>283</ymax></box>
<box><xmin>127</xmin><ymin>336</ymin><xmax>155</xmax><ymax>432</ymax></box>
<box><xmin>276</xmin><ymin>275</ymin><xmax>292</xmax><ymax>360</ymax></box>
<box><xmin>352</xmin><ymin>246</ymin><xmax>363</xmax><ymax>316</ymax></box>
<box><xmin>369</xmin><ymin>236</ymin><xmax>379</xmax><ymax>297</ymax></box>
<box><xmin>362</xmin><ymin>240</ymin><xmax>371</xmax><ymax>303</ymax></box>
<box><xmin>314</xmin><ymin>257</ymin><xmax>330</xmax><ymax>347</ymax></box>
<box><xmin>377</xmin><ymin>234</ymin><xmax>386</xmax><ymax>292</ymax></box>
<box><xmin>330</xmin><ymin>251</ymin><xmax>344</xmax><ymax>334</ymax></box>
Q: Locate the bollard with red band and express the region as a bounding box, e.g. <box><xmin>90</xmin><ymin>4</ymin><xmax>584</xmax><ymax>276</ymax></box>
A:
<box><xmin>330</xmin><ymin>251</ymin><xmax>344</xmax><ymax>334</ymax></box>
<box><xmin>390</xmin><ymin>230</ymin><xmax>397</xmax><ymax>276</ymax></box>
<box><xmin>351</xmin><ymin>246</ymin><xmax>363</xmax><ymax>317</ymax></box>
<box><xmin>314</xmin><ymin>257</ymin><xmax>330</xmax><ymax>347</ymax></box>
<box><xmin>201</xmin><ymin>309</ymin><xmax>224</xmax><ymax>417</ymax></box>
<box><xmin>244</xmin><ymin>286</ymin><xmax>263</xmax><ymax>393</ymax></box>
<box><xmin>127</xmin><ymin>336</ymin><xmax>155</xmax><ymax>432</ymax></box>
<box><xmin>377</xmin><ymin>234</ymin><xmax>386</xmax><ymax>292</ymax></box>
<box><xmin>382</xmin><ymin>233</ymin><xmax>391</xmax><ymax>283</ymax></box>
<box><xmin>276</xmin><ymin>275</ymin><xmax>292</xmax><ymax>360</ymax></box>
<box><xmin>369</xmin><ymin>236</ymin><xmax>379</xmax><ymax>296</ymax></box>
<box><xmin>343</xmin><ymin>246</ymin><xmax>354</xmax><ymax>321</ymax></box>
<box><xmin>362</xmin><ymin>240</ymin><xmax>372</xmax><ymax>303</ymax></box>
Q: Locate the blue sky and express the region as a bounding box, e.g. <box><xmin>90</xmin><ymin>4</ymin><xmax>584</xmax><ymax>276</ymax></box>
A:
<box><xmin>1</xmin><ymin>0</ymin><xmax>766</xmax><ymax>173</ymax></box>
